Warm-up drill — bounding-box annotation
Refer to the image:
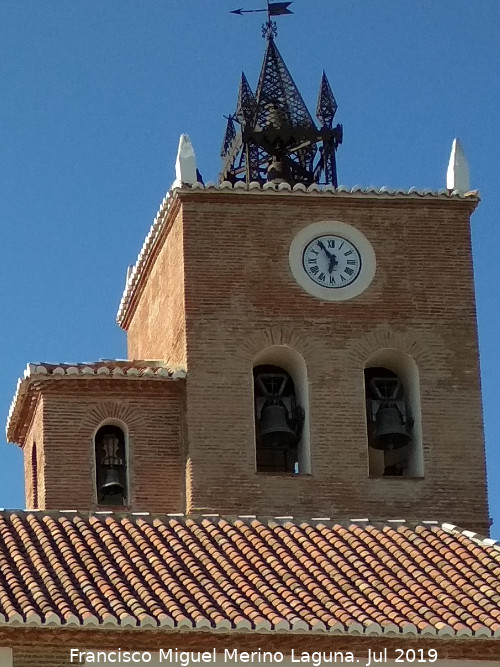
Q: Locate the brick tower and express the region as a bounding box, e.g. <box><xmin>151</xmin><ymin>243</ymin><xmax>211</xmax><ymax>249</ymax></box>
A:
<box><xmin>7</xmin><ymin>28</ymin><xmax>489</xmax><ymax>535</ymax></box>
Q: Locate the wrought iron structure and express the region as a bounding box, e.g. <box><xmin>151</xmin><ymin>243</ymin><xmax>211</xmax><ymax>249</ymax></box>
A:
<box><xmin>220</xmin><ymin>12</ymin><xmax>342</xmax><ymax>187</ymax></box>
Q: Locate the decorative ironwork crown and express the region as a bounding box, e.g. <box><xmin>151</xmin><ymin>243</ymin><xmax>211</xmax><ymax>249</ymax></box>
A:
<box><xmin>220</xmin><ymin>36</ymin><xmax>342</xmax><ymax>187</ymax></box>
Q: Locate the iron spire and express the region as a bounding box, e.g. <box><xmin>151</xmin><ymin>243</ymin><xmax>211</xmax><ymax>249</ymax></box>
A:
<box><xmin>219</xmin><ymin>38</ymin><xmax>343</xmax><ymax>187</ymax></box>
<box><xmin>317</xmin><ymin>71</ymin><xmax>338</xmax><ymax>128</ymax></box>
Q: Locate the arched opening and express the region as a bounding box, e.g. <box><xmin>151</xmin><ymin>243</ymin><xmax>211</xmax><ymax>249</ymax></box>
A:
<box><xmin>364</xmin><ymin>350</ymin><xmax>424</xmax><ymax>478</ymax></box>
<box><xmin>94</xmin><ymin>424</ymin><xmax>128</xmax><ymax>505</ymax></box>
<box><xmin>253</xmin><ymin>346</ymin><xmax>310</xmax><ymax>474</ymax></box>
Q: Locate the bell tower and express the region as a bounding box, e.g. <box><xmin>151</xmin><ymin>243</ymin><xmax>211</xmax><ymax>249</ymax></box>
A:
<box><xmin>8</xmin><ymin>4</ymin><xmax>489</xmax><ymax>535</ymax></box>
<box><xmin>119</xmin><ymin>11</ymin><xmax>489</xmax><ymax>533</ymax></box>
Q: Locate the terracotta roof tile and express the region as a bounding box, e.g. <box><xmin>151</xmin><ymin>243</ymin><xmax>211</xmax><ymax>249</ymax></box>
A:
<box><xmin>0</xmin><ymin>512</ymin><xmax>499</xmax><ymax>637</ymax></box>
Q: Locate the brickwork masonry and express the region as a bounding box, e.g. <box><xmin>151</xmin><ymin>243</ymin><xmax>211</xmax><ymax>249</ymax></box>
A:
<box><xmin>122</xmin><ymin>191</ymin><xmax>488</xmax><ymax>533</ymax></box>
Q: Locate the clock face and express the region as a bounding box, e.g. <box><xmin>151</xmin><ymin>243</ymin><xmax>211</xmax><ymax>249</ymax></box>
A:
<box><xmin>289</xmin><ymin>221</ymin><xmax>376</xmax><ymax>302</ymax></box>
<box><xmin>302</xmin><ymin>235</ymin><xmax>362</xmax><ymax>289</ymax></box>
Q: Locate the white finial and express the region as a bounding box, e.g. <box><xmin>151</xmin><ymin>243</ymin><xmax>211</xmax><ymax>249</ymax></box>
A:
<box><xmin>446</xmin><ymin>138</ymin><xmax>470</xmax><ymax>192</ymax></box>
<box><xmin>173</xmin><ymin>134</ymin><xmax>197</xmax><ymax>188</ymax></box>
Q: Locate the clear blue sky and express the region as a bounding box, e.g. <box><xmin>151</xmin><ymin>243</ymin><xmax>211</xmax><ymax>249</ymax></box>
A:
<box><xmin>1</xmin><ymin>1</ymin><xmax>499</xmax><ymax>533</ymax></box>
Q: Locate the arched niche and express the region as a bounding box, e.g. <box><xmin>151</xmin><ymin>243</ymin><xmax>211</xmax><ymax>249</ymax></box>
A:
<box><xmin>364</xmin><ymin>348</ymin><xmax>424</xmax><ymax>478</ymax></box>
<box><xmin>253</xmin><ymin>345</ymin><xmax>311</xmax><ymax>474</ymax></box>
<box><xmin>94</xmin><ymin>420</ymin><xmax>129</xmax><ymax>506</ymax></box>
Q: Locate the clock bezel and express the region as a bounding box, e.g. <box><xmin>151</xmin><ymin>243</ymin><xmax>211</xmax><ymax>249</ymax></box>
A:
<box><xmin>289</xmin><ymin>221</ymin><xmax>376</xmax><ymax>301</ymax></box>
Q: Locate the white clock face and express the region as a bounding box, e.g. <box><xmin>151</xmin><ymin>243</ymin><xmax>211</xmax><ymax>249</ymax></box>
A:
<box><xmin>289</xmin><ymin>221</ymin><xmax>376</xmax><ymax>302</ymax></box>
<box><xmin>302</xmin><ymin>235</ymin><xmax>362</xmax><ymax>288</ymax></box>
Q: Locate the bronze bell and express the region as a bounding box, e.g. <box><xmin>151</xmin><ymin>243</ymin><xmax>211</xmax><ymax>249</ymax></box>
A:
<box><xmin>267</xmin><ymin>157</ymin><xmax>286</xmax><ymax>183</ymax></box>
<box><xmin>100</xmin><ymin>468</ymin><xmax>124</xmax><ymax>496</ymax></box>
<box><xmin>258</xmin><ymin>403</ymin><xmax>298</xmax><ymax>449</ymax></box>
<box><xmin>372</xmin><ymin>405</ymin><xmax>411</xmax><ymax>451</ymax></box>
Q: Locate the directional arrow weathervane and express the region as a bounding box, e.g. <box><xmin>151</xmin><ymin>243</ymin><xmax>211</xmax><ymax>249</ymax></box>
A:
<box><xmin>231</xmin><ymin>1</ymin><xmax>293</xmax><ymax>38</ymax></box>
<box><xmin>231</xmin><ymin>2</ymin><xmax>293</xmax><ymax>16</ymax></box>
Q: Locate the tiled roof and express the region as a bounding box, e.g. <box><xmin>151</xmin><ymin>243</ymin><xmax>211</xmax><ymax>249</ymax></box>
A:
<box><xmin>17</xmin><ymin>360</ymin><xmax>186</xmax><ymax>380</ymax></box>
<box><xmin>0</xmin><ymin>511</ymin><xmax>499</xmax><ymax>638</ymax></box>
<box><xmin>116</xmin><ymin>183</ymin><xmax>480</xmax><ymax>327</ymax></box>
<box><xmin>6</xmin><ymin>360</ymin><xmax>186</xmax><ymax>446</ymax></box>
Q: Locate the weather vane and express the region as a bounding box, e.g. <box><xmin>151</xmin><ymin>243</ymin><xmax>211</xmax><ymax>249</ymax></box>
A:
<box><xmin>231</xmin><ymin>1</ymin><xmax>293</xmax><ymax>39</ymax></box>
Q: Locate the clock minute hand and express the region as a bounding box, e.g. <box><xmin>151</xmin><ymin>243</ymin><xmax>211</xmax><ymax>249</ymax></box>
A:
<box><xmin>318</xmin><ymin>241</ymin><xmax>338</xmax><ymax>273</ymax></box>
<box><xmin>317</xmin><ymin>239</ymin><xmax>338</xmax><ymax>274</ymax></box>
<box><xmin>317</xmin><ymin>240</ymin><xmax>332</xmax><ymax>259</ymax></box>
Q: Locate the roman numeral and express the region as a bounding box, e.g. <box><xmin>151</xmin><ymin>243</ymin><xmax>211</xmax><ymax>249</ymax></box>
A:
<box><xmin>344</xmin><ymin>250</ymin><xmax>353</xmax><ymax>256</ymax></box>
<box><xmin>338</xmin><ymin>242</ymin><xmax>344</xmax><ymax>250</ymax></box>
<box><xmin>327</xmin><ymin>240</ymin><xmax>335</xmax><ymax>248</ymax></box>
<box><xmin>329</xmin><ymin>275</ymin><xmax>336</xmax><ymax>284</ymax></box>
<box><xmin>308</xmin><ymin>258</ymin><xmax>317</xmax><ymax>264</ymax></box>
<box><xmin>319</xmin><ymin>272</ymin><xmax>326</xmax><ymax>282</ymax></box>
<box><xmin>347</xmin><ymin>259</ymin><xmax>356</xmax><ymax>265</ymax></box>
<box><xmin>310</xmin><ymin>265</ymin><xmax>319</xmax><ymax>275</ymax></box>
<box><xmin>340</xmin><ymin>275</ymin><xmax>346</xmax><ymax>282</ymax></box>
<box><xmin>345</xmin><ymin>267</ymin><xmax>354</xmax><ymax>276</ymax></box>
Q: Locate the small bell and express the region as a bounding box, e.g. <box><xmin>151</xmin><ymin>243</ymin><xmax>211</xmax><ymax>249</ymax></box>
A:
<box><xmin>100</xmin><ymin>468</ymin><xmax>124</xmax><ymax>497</ymax></box>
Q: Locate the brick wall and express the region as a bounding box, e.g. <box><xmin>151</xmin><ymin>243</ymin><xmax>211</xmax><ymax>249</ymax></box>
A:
<box><xmin>2</xmin><ymin>627</ymin><xmax>500</xmax><ymax>664</ymax></box>
<box><xmin>126</xmin><ymin>203</ymin><xmax>187</xmax><ymax>366</ymax></box>
<box><xmin>125</xmin><ymin>190</ymin><xmax>488</xmax><ymax>533</ymax></box>
<box><xmin>24</xmin><ymin>398</ymin><xmax>44</xmax><ymax>509</ymax></box>
<box><xmin>23</xmin><ymin>380</ymin><xmax>184</xmax><ymax>513</ymax></box>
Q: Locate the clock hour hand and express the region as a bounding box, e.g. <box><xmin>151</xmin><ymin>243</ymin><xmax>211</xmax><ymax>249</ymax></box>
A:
<box><xmin>328</xmin><ymin>254</ymin><xmax>338</xmax><ymax>274</ymax></box>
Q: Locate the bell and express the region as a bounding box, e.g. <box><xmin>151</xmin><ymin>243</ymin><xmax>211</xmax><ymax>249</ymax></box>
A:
<box><xmin>100</xmin><ymin>468</ymin><xmax>124</xmax><ymax>496</ymax></box>
<box><xmin>258</xmin><ymin>403</ymin><xmax>298</xmax><ymax>449</ymax></box>
<box><xmin>371</xmin><ymin>406</ymin><xmax>411</xmax><ymax>451</ymax></box>
<box><xmin>267</xmin><ymin>157</ymin><xmax>286</xmax><ymax>183</ymax></box>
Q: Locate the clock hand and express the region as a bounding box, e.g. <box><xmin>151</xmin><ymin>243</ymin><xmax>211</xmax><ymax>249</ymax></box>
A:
<box><xmin>317</xmin><ymin>240</ymin><xmax>335</xmax><ymax>261</ymax></box>
<box><xmin>317</xmin><ymin>239</ymin><xmax>338</xmax><ymax>273</ymax></box>
<box><xmin>316</xmin><ymin>240</ymin><xmax>329</xmax><ymax>256</ymax></box>
<box><xmin>328</xmin><ymin>254</ymin><xmax>338</xmax><ymax>274</ymax></box>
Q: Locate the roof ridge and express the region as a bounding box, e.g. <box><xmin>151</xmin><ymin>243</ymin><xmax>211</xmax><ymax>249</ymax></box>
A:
<box><xmin>191</xmin><ymin>181</ymin><xmax>479</xmax><ymax>197</ymax></box>
<box><xmin>0</xmin><ymin>509</ymin><xmax>495</xmax><ymax>544</ymax></box>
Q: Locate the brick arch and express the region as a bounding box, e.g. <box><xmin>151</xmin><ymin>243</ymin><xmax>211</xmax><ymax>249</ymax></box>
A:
<box><xmin>237</xmin><ymin>325</ymin><xmax>323</xmax><ymax>363</ymax></box>
<box><xmin>78</xmin><ymin>400</ymin><xmax>147</xmax><ymax>437</ymax></box>
<box><xmin>350</xmin><ymin>327</ymin><xmax>438</xmax><ymax>480</ymax></box>
<box><xmin>346</xmin><ymin>325</ymin><xmax>438</xmax><ymax>375</ymax></box>
<box><xmin>78</xmin><ymin>400</ymin><xmax>145</xmax><ymax>508</ymax></box>
<box><xmin>239</xmin><ymin>328</ymin><xmax>313</xmax><ymax>475</ymax></box>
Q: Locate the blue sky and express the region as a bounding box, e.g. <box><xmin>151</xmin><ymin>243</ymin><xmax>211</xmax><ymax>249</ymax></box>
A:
<box><xmin>1</xmin><ymin>1</ymin><xmax>499</xmax><ymax>532</ymax></box>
